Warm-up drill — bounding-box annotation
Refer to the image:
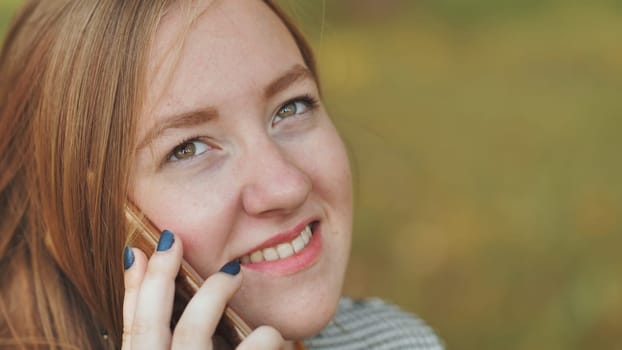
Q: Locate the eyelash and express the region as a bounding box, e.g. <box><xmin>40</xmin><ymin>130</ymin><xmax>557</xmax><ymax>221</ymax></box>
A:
<box><xmin>288</xmin><ymin>94</ymin><xmax>319</xmax><ymax>109</ymax></box>
<box><xmin>273</xmin><ymin>95</ymin><xmax>320</xmax><ymax>124</ymax></box>
<box><xmin>164</xmin><ymin>95</ymin><xmax>320</xmax><ymax>164</ymax></box>
<box><xmin>166</xmin><ymin>135</ymin><xmax>210</xmax><ymax>163</ymax></box>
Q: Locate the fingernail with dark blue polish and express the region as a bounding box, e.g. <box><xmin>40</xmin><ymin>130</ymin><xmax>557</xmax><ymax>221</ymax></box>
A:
<box><xmin>123</xmin><ymin>246</ymin><xmax>135</xmax><ymax>270</ymax></box>
<box><xmin>219</xmin><ymin>260</ymin><xmax>241</xmax><ymax>276</ymax></box>
<box><xmin>157</xmin><ymin>230</ymin><xmax>175</xmax><ymax>252</ymax></box>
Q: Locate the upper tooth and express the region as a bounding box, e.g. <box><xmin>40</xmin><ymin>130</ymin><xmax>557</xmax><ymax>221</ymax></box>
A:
<box><xmin>301</xmin><ymin>230</ymin><xmax>310</xmax><ymax>244</ymax></box>
<box><xmin>250</xmin><ymin>250</ymin><xmax>264</xmax><ymax>263</ymax></box>
<box><xmin>240</xmin><ymin>224</ymin><xmax>313</xmax><ymax>263</ymax></box>
<box><xmin>277</xmin><ymin>243</ymin><xmax>294</xmax><ymax>258</ymax></box>
<box><xmin>263</xmin><ymin>247</ymin><xmax>279</xmax><ymax>261</ymax></box>
<box><xmin>292</xmin><ymin>236</ymin><xmax>305</xmax><ymax>253</ymax></box>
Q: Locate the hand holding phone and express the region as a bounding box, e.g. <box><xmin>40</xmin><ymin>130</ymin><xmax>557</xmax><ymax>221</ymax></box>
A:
<box><xmin>124</xmin><ymin>203</ymin><xmax>253</xmax><ymax>348</ymax></box>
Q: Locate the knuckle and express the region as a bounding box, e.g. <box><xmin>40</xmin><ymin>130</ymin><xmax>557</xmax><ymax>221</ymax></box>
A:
<box><xmin>141</xmin><ymin>267</ymin><xmax>176</xmax><ymax>288</ymax></box>
<box><xmin>145</xmin><ymin>256</ymin><xmax>180</xmax><ymax>281</ymax></box>
<box><xmin>171</xmin><ymin>326</ymin><xmax>211</xmax><ymax>349</ymax></box>
<box><xmin>129</xmin><ymin>317</ymin><xmax>155</xmax><ymax>337</ymax></box>
<box><xmin>124</xmin><ymin>278</ymin><xmax>141</xmax><ymax>293</ymax></box>
<box><xmin>171</xmin><ymin>327</ymin><xmax>195</xmax><ymax>342</ymax></box>
<box><xmin>123</xmin><ymin>321</ymin><xmax>133</xmax><ymax>337</ymax></box>
<box><xmin>200</xmin><ymin>272</ymin><xmax>241</xmax><ymax>296</ymax></box>
<box><xmin>121</xmin><ymin>329</ymin><xmax>130</xmax><ymax>346</ymax></box>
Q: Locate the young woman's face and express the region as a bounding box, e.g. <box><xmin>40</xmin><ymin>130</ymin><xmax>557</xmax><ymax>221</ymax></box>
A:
<box><xmin>129</xmin><ymin>0</ymin><xmax>352</xmax><ymax>339</ymax></box>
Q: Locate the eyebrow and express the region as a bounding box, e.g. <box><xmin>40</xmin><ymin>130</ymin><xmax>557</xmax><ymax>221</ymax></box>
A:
<box><xmin>137</xmin><ymin>64</ymin><xmax>314</xmax><ymax>150</ymax></box>
<box><xmin>265</xmin><ymin>64</ymin><xmax>314</xmax><ymax>99</ymax></box>
<box><xmin>137</xmin><ymin>108</ymin><xmax>218</xmax><ymax>150</ymax></box>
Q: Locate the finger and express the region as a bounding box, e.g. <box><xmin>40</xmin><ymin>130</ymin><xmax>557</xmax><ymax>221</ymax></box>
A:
<box><xmin>130</xmin><ymin>230</ymin><xmax>182</xmax><ymax>350</ymax></box>
<box><xmin>236</xmin><ymin>326</ymin><xmax>285</xmax><ymax>350</ymax></box>
<box><xmin>122</xmin><ymin>247</ymin><xmax>148</xmax><ymax>350</ymax></box>
<box><xmin>171</xmin><ymin>261</ymin><xmax>243</xmax><ymax>349</ymax></box>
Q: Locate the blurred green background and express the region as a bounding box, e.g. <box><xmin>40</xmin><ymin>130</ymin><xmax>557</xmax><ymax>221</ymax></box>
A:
<box><xmin>2</xmin><ymin>0</ymin><xmax>621</xmax><ymax>349</ymax></box>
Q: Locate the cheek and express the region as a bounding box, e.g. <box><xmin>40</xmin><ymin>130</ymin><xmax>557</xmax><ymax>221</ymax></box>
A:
<box><xmin>130</xmin><ymin>177</ymin><xmax>238</xmax><ymax>274</ymax></box>
<box><xmin>319</xmin><ymin>126</ymin><xmax>351</xmax><ymax>183</ymax></box>
<box><xmin>299</xmin><ymin>124</ymin><xmax>352</xmax><ymax>211</ymax></box>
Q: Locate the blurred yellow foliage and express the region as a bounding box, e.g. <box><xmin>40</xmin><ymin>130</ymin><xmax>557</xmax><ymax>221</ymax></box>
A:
<box><xmin>2</xmin><ymin>1</ymin><xmax>621</xmax><ymax>349</ymax></box>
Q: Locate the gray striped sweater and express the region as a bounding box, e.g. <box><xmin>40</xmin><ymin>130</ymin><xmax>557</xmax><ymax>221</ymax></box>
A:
<box><xmin>304</xmin><ymin>298</ymin><xmax>444</xmax><ymax>350</ymax></box>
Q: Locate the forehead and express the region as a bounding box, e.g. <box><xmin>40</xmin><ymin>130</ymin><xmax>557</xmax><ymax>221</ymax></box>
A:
<box><xmin>144</xmin><ymin>0</ymin><xmax>305</xmax><ymax>119</ymax></box>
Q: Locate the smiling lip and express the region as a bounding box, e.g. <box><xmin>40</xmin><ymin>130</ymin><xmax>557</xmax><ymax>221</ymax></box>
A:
<box><xmin>239</xmin><ymin>220</ymin><xmax>322</xmax><ymax>275</ymax></box>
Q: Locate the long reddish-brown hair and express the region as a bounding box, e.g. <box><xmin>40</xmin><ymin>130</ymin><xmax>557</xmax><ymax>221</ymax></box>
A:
<box><xmin>0</xmin><ymin>0</ymin><xmax>316</xmax><ymax>348</ymax></box>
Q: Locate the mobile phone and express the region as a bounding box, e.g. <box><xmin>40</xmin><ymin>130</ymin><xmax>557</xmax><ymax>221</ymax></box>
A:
<box><xmin>124</xmin><ymin>202</ymin><xmax>253</xmax><ymax>348</ymax></box>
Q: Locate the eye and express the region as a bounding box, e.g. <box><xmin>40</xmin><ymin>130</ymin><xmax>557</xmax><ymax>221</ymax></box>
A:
<box><xmin>168</xmin><ymin>140</ymin><xmax>210</xmax><ymax>161</ymax></box>
<box><xmin>273</xmin><ymin>96</ymin><xmax>318</xmax><ymax>125</ymax></box>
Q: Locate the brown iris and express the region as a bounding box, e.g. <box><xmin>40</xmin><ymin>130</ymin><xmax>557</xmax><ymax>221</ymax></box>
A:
<box><xmin>277</xmin><ymin>102</ymin><xmax>297</xmax><ymax>118</ymax></box>
<box><xmin>172</xmin><ymin>142</ymin><xmax>196</xmax><ymax>160</ymax></box>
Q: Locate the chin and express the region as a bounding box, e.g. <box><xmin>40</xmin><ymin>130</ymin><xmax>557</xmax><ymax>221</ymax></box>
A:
<box><xmin>269</xmin><ymin>291</ymin><xmax>341</xmax><ymax>340</ymax></box>
<box><xmin>229</xmin><ymin>223</ymin><xmax>352</xmax><ymax>339</ymax></box>
<box><xmin>231</xmin><ymin>266</ymin><xmax>346</xmax><ymax>340</ymax></box>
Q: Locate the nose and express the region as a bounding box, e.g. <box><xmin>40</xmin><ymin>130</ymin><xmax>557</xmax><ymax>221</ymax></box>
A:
<box><xmin>240</xmin><ymin>140</ymin><xmax>312</xmax><ymax>216</ymax></box>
